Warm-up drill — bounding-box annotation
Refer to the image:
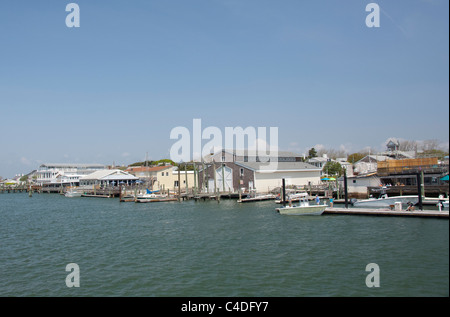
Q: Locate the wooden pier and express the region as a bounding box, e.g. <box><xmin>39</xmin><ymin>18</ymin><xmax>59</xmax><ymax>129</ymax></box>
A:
<box><xmin>135</xmin><ymin>198</ymin><xmax>178</xmax><ymax>203</ymax></box>
<box><xmin>323</xmin><ymin>207</ymin><xmax>449</xmax><ymax>219</ymax></box>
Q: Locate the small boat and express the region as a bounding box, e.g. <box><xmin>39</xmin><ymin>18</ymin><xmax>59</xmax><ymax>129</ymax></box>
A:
<box><xmin>238</xmin><ymin>190</ymin><xmax>276</xmax><ymax>203</ymax></box>
<box><xmin>352</xmin><ymin>194</ymin><xmax>419</xmax><ymax>207</ymax></box>
<box><xmin>64</xmin><ymin>187</ymin><xmax>83</xmax><ymax>198</ymax></box>
<box><xmin>275</xmin><ymin>191</ymin><xmax>309</xmax><ymax>204</ymax></box>
<box><xmin>276</xmin><ymin>193</ymin><xmax>327</xmax><ymax>216</ymax></box>
<box><xmin>136</xmin><ymin>189</ymin><xmax>167</xmax><ymax>200</ymax></box>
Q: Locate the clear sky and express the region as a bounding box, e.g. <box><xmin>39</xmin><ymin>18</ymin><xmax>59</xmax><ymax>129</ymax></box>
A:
<box><xmin>0</xmin><ymin>0</ymin><xmax>448</xmax><ymax>178</ymax></box>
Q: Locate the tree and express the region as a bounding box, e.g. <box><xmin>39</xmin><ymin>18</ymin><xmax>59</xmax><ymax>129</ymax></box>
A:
<box><xmin>347</xmin><ymin>152</ymin><xmax>366</xmax><ymax>163</ymax></box>
<box><xmin>308</xmin><ymin>148</ymin><xmax>317</xmax><ymax>159</ymax></box>
<box><xmin>323</xmin><ymin>161</ymin><xmax>343</xmax><ymax>177</ymax></box>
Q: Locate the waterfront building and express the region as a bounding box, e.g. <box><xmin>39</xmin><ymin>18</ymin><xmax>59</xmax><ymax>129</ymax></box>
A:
<box><xmin>237</xmin><ymin>161</ymin><xmax>321</xmax><ymax>193</ymax></box>
<box><xmin>204</xmin><ymin>149</ymin><xmax>304</xmax><ymax>163</ymax></box>
<box><xmin>126</xmin><ymin>165</ymin><xmax>172</xmax><ymax>186</ymax></box>
<box><xmin>157</xmin><ymin>167</ymin><xmax>196</xmax><ymax>192</ymax></box>
<box><xmin>353</xmin><ymin>155</ymin><xmax>391</xmax><ymax>176</ymax></box>
<box><xmin>198</xmin><ymin>161</ymin><xmax>321</xmax><ymax>193</ymax></box>
<box><xmin>35</xmin><ymin>163</ymin><xmax>107</xmax><ymax>187</ymax></box>
<box><xmin>79</xmin><ymin>169</ymin><xmax>139</xmax><ymax>186</ymax></box>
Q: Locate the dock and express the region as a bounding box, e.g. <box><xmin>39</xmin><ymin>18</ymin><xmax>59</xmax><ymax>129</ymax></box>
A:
<box><xmin>135</xmin><ymin>198</ymin><xmax>178</xmax><ymax>203</ymax></box>
<box><xmin>323</xmin><ymin>207</ymin><xmax>449</xmax><ymax>219</ymax></box>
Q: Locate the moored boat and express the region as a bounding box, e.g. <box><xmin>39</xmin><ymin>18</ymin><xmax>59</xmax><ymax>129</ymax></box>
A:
<box><xmin>352</xmin><ymin>194</ymin><xmax>419</xmax><ymax>207</ymax></box>
<box><xmin>276</xmin><ymin>193</ymin><xmax>327</xmax><ymax>216</ymax></box>
<box><xmin>64</xmin><ymin>187</ymin><xmax>83</xmax><ymax>197</ymax></box>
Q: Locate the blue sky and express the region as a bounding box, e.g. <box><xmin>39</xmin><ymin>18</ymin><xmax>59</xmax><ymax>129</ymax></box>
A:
<box><xmin>0</xmin><ymin>0</ymin><xmax>448</xmax><ymax>178</ymax></box>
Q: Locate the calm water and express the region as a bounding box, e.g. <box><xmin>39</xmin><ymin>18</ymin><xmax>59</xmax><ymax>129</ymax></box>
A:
<box><xmin>0</xmin><ymin>192</ymin><xmax>448</xmax><ymax>297</ymax></box>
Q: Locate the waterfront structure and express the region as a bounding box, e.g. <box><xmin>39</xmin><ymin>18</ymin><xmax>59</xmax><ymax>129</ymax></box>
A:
<box><xmin>79</xmin><ymin>169</ymin><xmax>138</xmax><ymax>186</ymax></box>
<box><xmin>341</xmin><ymin>174</ymin><xmax>382</xmax><ymax>199</ymax></box>
<box><xmin>198</xmin><ymin>161</ymin><xmax>321</xmax><ymax>194</ymax></box>
<box><xmin>198</xmin><ymin>162</ymin><xmax>255</xmax><ymax>193</ymax></box>
<box><xmin>204</xmin><ymin>149</ymin><xmax>304</xmax><ymax>163</ymax></box>
<box><xmin>237</xmin><ymin>162</ymin><xmax>321</xmax><ymax>193</ymax></box>
<box><xmin>35</xmin><ymin>163</ymin><xmax>107</xmax><ymax>187</ymax></box>
<box><xmin>157</xmin><ymin>167</ymin><xmax>195</xmax><ymax>192</ymax></box>
<box><xmin>353</xmin><ymin>155</ymin><xmax>391</xmax><ymax>176</ymax></box>
<box><xmin>377</xmin><ymin>157</ymin><xmax>449</xmax><ymax>187</ymax></box>
<box><xmin>126</xmin><ymin>165</ymin><xmax>173</xmax><ymax>186</ymax></box>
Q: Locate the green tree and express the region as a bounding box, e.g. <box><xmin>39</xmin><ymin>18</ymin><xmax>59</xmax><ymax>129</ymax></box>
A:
<box><xmin>347</xmin><ymin>152</ymin><xmax>366</xmax><ymax>163</ymax></box>
<box><xmin>308</xmin><ymin>148</ymin><xmax>317</xmax><ymax>159</ymax></box>
<box><xmin>323</xmin><ymin>161</ymin><xmax>343</xmax><ymax>177</ymax></box>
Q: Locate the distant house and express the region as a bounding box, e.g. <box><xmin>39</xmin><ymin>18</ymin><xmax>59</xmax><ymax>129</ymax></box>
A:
<box><xmin>386</xmin><ymin>138</ymin><xmax>400</xmax><ymax>152</ymax></box>
<box><xmin>126</xmin><ymin>165</ymin><xmax>173</xmax><ymax>185</ymax></box>
<box><xmin>79</xmin><ymin>169</ymin><xmax>138</xmax><ymax>186</ymax></box>
<box><xmin>36</xmin><ymin>163</ymin><xmax>107</xmax><ymax>187</ymax></box>
<box><xmin>353</xmin><ymin>155</ymin><xmax>391</xmax><ymax>176</ymax></box>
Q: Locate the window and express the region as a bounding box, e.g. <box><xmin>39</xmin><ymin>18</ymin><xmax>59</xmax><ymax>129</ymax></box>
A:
<box><xmin>240</xmin><ymin>168</ymin><xmax>244</xmax><ymax>177</ymax></box>
<box><xmin>353</xmin><ymin>180</ymin><xmax>356</xmax><ymax>183</ymax></box>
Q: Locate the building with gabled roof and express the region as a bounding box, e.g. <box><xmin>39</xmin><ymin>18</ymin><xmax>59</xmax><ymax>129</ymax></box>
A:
<box><xmin>79</xmin><ymin>169</ymin><xmax>138</xmax><ymax>186</ymax></box>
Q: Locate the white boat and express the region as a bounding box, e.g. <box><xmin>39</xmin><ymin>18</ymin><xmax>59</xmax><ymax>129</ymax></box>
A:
<box><xmin>352</xmin><ymin>194</ymin><xmax>419</xmax><ymax>207</ymax></box>
<box><xmin>136</xmin><ymin>189</ymin><xmax>167</xmax><ymax>200</ymax></box>
<box><xmin>275</xmin><ymin>191</ymin><xmax>309</xmax><ymax>204</ymax></box>
<box><xmin>238</xmin><ymin>191</ymin><xmax>276</xmax><ymax>203</ymax></box>
<box><xmin>64</xmin><ymin>187</ymin><xmax>83</xmax><ymax>197</ymax></box>
<box><xmin>276</xmin><ymin>193</ymin><xmax>327</xmax><ymax>216</ymax></box>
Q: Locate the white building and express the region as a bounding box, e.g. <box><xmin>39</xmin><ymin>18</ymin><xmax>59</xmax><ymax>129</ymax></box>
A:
<box><xmin>342</xmin><ymin>174</ymin><xmax>382</xmax><ymax>199</ymax></box>
<box><xmin>353</xmin><ymin>155</ymin><xmax>391</xmax><ymax>176</ymax></box>
<box><xmin>36</xmin><ymin>163</ymin><xmax>107</xmax><ymax>186</ymax></box>
<box><xmin>79</xmin><ymin>169</ymin><xmax>139</xmax><ymax>186</ymax></box>
<box><xmin>236</xmin><ymin>161</ymin><xmax>322</xmax><ymax>192</ymax></box>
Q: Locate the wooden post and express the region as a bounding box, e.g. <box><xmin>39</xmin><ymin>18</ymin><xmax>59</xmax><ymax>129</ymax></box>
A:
<box><xmin>185</xmin><ymin>164</ymin><xmax>188</xmax><ymax>193</ymax></box>
<box><xmin>344</xmin><ymin>168</ymin><xmax>348</xmax><ymax>209</ymax></box>
<box><xmin>178</xmin><ymin>168</ymin><xmax>181</xmax><ymax>202</ymax></box>
<box><xmin>202</xmin><ymin>161</ymin><xmax>206</xmax><ymax>193</ymax></box>
<box><xmin>222</xmin><ymin>163</ymin><xmax>225</xmax><ymax>193</ymax></box>
<box><xmin>282</xmin><ymin>178</ymin><xmax>286</xmax><ymax>207</ymax></box>
<box><xmin>193</xmin><ymin>162</ymin><xmax>197</xmax><ymax>196</ymax></box>
<box><xmin>213</xmin><ymin>161</ymin><xmax>217</xmax><ymax>195</ymax></box>
<box><xmin>417</xmin><ymin>173</ymin><xmax>423</xmax><ymax>210</ymax></box>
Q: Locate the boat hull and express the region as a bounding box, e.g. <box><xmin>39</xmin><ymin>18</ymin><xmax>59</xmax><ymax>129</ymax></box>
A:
<box><xmin>65</xmin><ymin>192</ymin><xmax>82</xmax><ymax>198</ymax></box>
<box><xmin>276</xmin><ymin>205</ymin><xmax>327</xmax><ymax>216</ymax></box>
<box><xmin>353</xmin><ymin>196</ymin><xmax>419</xmax><ymax>207</ymax></box>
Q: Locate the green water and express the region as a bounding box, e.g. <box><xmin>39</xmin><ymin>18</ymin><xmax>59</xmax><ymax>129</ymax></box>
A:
<box><xmin>0</xmin><ymin>193</ymin><xmax>448</xmax><ymax>297</ymax></box>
